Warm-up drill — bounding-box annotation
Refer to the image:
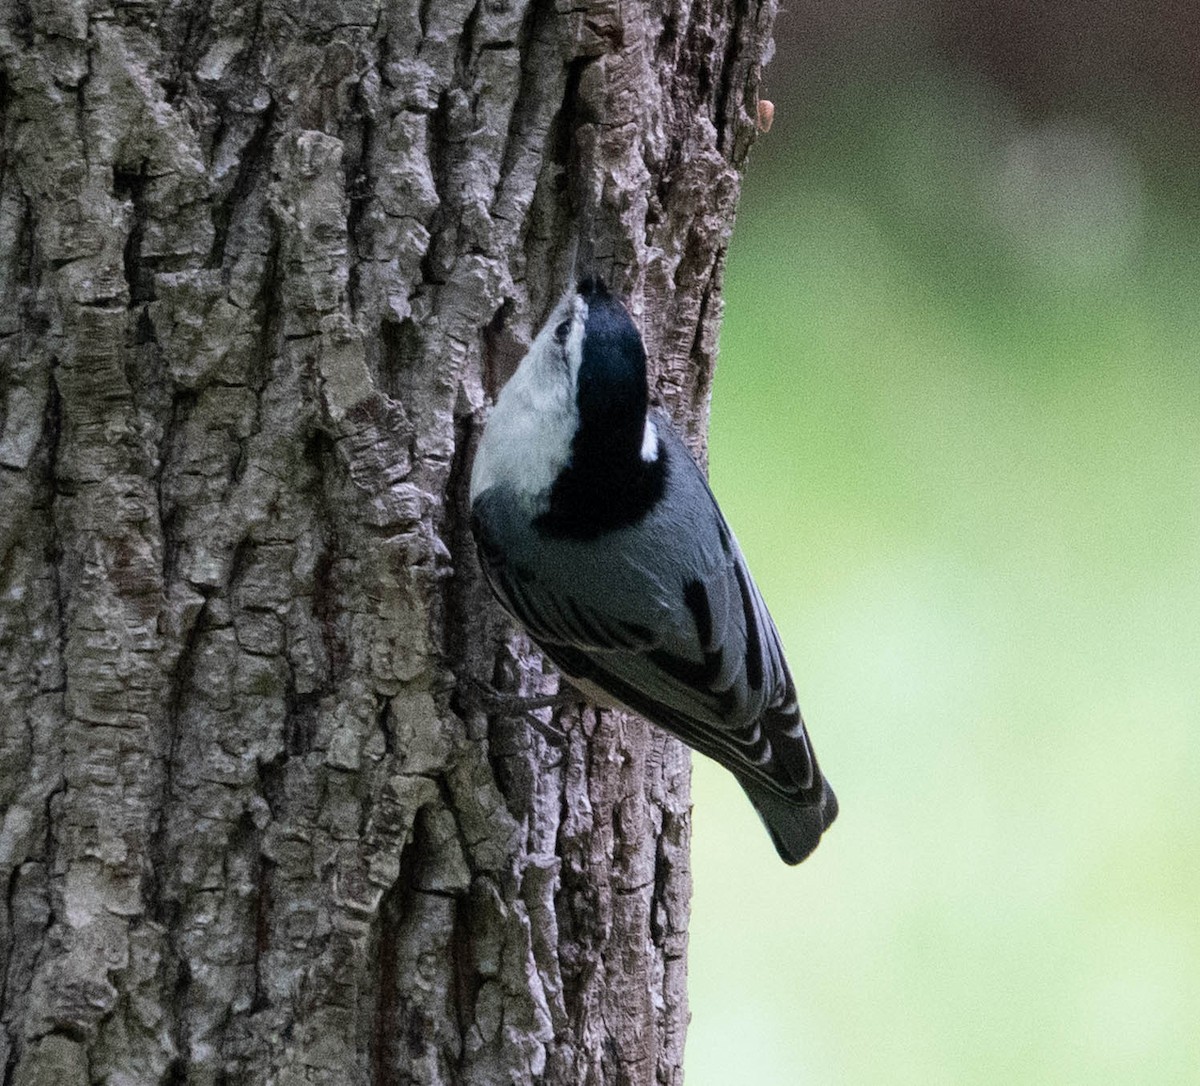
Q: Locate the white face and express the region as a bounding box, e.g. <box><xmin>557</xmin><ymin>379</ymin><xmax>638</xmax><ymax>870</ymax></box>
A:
<box><xmin>469</xmin><ymin>288</ymin><xmax>589</xmax><ymax>506</ymax></box>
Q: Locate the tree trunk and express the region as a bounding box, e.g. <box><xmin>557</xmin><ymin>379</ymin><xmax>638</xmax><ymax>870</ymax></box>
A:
<box><xmin>0</xmin><ymin>1</ymin><xmax>776</xmax><ymax>1082</ymax></box>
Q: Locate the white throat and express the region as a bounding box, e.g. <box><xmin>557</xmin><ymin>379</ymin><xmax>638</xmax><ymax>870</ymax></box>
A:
<box><xmin>470</xmin><ymin>293</ymin><xmax>587</xmax><ymax>506</ymax></box>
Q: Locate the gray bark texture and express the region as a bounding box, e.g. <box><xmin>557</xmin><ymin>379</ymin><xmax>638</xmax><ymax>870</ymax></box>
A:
<box><xmin>0</xmin><ymin>0</ymin><xmax>777</xmax><ymax>1083</ymax></box>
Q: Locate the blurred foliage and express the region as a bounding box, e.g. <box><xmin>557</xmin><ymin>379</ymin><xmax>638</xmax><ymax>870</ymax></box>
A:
<box><xmin>685</xmin><ymin>68</ymin><xmax>1200</xmax><ymax>1085</ymax></box>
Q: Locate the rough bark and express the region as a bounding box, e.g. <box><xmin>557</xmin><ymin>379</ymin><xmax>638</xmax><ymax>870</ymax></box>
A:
<box><xmin>0</xmin><ymin>1</ymin><xmax>776</xmax><ymax>1083</ymax></box>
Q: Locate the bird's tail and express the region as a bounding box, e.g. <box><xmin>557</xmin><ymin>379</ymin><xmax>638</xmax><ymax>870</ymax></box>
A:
<box><xmin>739</xmin><ymin>775</ymin><xmax>838</xmax><ymax>865</ymax></box>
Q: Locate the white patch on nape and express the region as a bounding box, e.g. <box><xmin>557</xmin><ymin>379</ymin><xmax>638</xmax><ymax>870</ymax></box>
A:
<box><xmin>639</xmin><ymin>418</ymin><xmax>659</xmax><ymax>462</ymax></box>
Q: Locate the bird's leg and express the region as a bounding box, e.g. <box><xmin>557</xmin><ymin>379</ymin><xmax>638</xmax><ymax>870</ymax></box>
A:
<box><xmin>458</xmin><ymin>677</ymin><xmax>587</xmax><ymax>743</ymax></box>
<box><xmin>463</xmin><ymin>677</ymin><xmax>585</xmax><ymax>713</ymax></box>
<box><xmin>480</xmin><ymin>690</ymin><xmax>582</xmax><ymax>712</ymax></box>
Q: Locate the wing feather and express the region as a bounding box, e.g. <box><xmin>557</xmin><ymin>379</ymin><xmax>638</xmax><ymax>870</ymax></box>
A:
<box><xmin>476</xmin><ymin>528</ymin><xmax>654</xmax><ymax>652</ymax></box>
<box><xmin>471</xmin><ymin>436</ymin><xmax>830</xmax><ymax>825</ymax></box>
<box><xmin>479</xmin><ymin>522</ymin><xmax>819</xmax><ymax>804</ymax></box>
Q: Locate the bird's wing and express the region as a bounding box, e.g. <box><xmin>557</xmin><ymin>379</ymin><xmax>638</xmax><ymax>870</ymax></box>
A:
<box><xmin>474</xmin><ymin>488</ymin><xmax>820</xmax><ymax>805</ymax></box>
<box><xmin>543</xmin><ymin>532</ymin><xmax>821</xmax><ymax>805</ymax></box>
<box><xmin>473</xmin><ymin>515</ymin><xmax>657</xmax><ymax>652</ymax></box>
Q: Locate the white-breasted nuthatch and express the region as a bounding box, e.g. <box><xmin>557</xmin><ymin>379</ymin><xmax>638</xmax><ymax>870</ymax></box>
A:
<box><xmin>470</xmin><ymin>278</ymin><xmax>837</xmax><ymax>864</ymax></box>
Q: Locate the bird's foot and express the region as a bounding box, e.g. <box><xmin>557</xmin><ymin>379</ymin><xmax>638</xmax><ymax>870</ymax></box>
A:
<box><xmin>459</xmin><ymin>677</ymin><xmax>586</xmax><ymax>743</ymax></box>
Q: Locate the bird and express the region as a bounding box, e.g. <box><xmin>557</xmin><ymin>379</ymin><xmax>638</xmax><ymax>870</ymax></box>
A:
<box><xmin>469</xmin><ymin>277</ymin><xmax>837</xmax><ymax>864</ymax></box>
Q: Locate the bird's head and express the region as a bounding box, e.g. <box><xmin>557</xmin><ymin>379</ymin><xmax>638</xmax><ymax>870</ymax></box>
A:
<box><xmin>470</xmin><ymin>278</ymin><xmax>657</xmax><ymax>506</ymax></box>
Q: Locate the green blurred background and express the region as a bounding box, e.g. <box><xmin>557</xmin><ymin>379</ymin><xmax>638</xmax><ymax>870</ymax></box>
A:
<box><xmin>687</xmin><ymin>7</ymin><xmax>1200</xmax><ymax>1084</ymax></box>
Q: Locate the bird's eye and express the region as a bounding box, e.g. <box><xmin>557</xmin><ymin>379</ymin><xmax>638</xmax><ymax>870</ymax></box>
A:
<box><xmin>553</xmin><ymin>320</ymin><xmax>571</xmax><ymax>345</ymax></box>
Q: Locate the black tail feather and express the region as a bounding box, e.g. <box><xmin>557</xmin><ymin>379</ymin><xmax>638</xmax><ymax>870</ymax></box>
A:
<box><xmin>741</xmin><ymin>775</ymin><xmax>838</xmax><ymax>865</ymax></box>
